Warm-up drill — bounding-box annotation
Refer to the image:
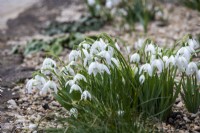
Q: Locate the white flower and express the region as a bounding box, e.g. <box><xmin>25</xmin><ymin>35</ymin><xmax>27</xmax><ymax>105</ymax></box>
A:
<box><xmin>98</xmin><ymin>50</ymin><xmax>112</xmax><ymax>65</ymax></box>
<box><xmin>41</xmin><ymin>58</ymin><xmax>56</xmax><ymax>75</ymax></box>
<box><xmin>70</xmin><ymin>108</ymin><xmax>78</xmax><ymax>118</ymax></box>
<box><xmin>165</xmin><ymin>55</ymin><xmax>175</xmax><ymax>68</ymax></box>
<box><xmin>145</xmin><ymin>44</ymin><xmax>155</xmax><ymax>55</ymax></box>
<box><xmin>26</xmin><ymin>79</ymin><xmax>36</xmax><ymax>93</ymax></box>
<box><xmin>186</xmin><ymin>62</ymin><xmax>198</xmax><ymax>76</ymax></box>
<box><xmin>135</xmin><ymin>38</ymin><xmax>144</xmax><ymax>50</ymax></box>
<box><xmin>175</xmin><ymin>56</ymin><xmax>188</xmax><ymax>72</ymax></box>
<box><xmin>126</xmin><ymin>46</ymin><xmax>131</xmax><ymax>54</ymax></box>
<box><xmin>88</xmin><ymin>62</ymin><xmax>110</xmax><ymax>76</ymax></box>
<box><xmin>42</xmin><ymin>58</ymin><xmax>56</xmax><ymax>68</ymax></box>
<box><xmin>139</xmin><ymin>75</ymin><xmax>145</xmax><ymax>84</ymax></box>
<box><xmin>69</xmin><ymin>50</ymin><xmax>80</xmax><ymax>62</ymax></box>
<box><xmin>133</xmin><ymin>66</ymin><xmax>138</xmax><ymax>75</ymax></box>
<box><xmin>61</xmin><ymin>66</ymin><xmax>75</xmax><ymax>76</ymax></box>
<box><xmin>74</xmin><ymin>73</ymin><xmax>87</xmax><ymax>82</ymax></box>
<box><xmin>90</xmin><ymin>39</ymin><xmax>106</xmax><ymax>55</ymax></box>
<box><xmin>68</xmin><ymin>61</ymin><xmax>77</xmax><ymax>66</ymax></box>
<box><xmin>87</xmin><ymin>0</ymin><xmax>95</xmax><ymax>6</ymax></box>
<box><xmin>139</xmin><ymin>63</ymin><xmax>153</xmax><ymax>77</ymax></box>
<box><xmin>80</xmin><ymin>43</ymin><xmax>90</xmax><ymax>49</ymax></box>
<box><xmin>40</xmin><ymin>80</ymin><xmax>57</xmax><ymax>96</ymax></box>
<box><xmin>162</xmin><ymin>56</ymin><xmax>168</xmax><ymax>63</ymax></box>
<box><xmin>70</xmin><ymin>84</ymin><xmax>82</xmax><ymax>93</ymax></box>
<box><xmin>117</xmin><ymin>110</ymin><xmax>124</xmax><ymax>116</ymax></box>
<box><xmin>176</xmin><ymin>46</ymin><xmax>192</xmax><ymax>61</ymax></box>
<box><xmin>82</xmin><ymin>49</ymin><xmax>93</xmax><ymax>67</ymax></box>
<box><xmin>188</xmin><ymin>38</ymin><xmax>199</xmax><ymax>49</ymax></box>
<box><xmin>130</xmin><ymin>53</ymin><xmax>140</xmax><ymax>63</ymax></box>
<box><xmin>196</xmin><ymin>70</ymin><xmax>200</xmax><ymax>82</ymax></box>
<box><xmin>151</xmin><ymin>59</ymin><xmax>164</xmax><ymax>73</ymax></box>
<box><xmin>65</xmin><ymin>80</ymin><xmax>75</xmax><ymax>87</ymax></box>
<box><xmin>81</xmin><ymin>90</ymin><xmax>91</xmax><ymax>101</ymax></box>
<box><xmin>106</xmin><ymin>0</ymin><xmax>121</xmax><ymax>8</ymax></box>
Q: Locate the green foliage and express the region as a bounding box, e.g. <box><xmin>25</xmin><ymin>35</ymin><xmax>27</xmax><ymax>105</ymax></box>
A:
<box><xmin>44</xmin><ymin>16</ymin><xmax>106</xmax><ymax>36</ymax></box>
<box><xmin>182</xmin><ymin>0</ymin><xmax>200</xmax><ymax>12</ymax></box>
<box><xmin>181</xmin><ymin>74</ymin><xmax>200</xmax><ymax>113</ymax></box>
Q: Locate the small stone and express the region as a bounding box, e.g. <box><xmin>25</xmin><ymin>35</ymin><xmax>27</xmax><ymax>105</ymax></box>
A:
<box><xmin>183</xmin><ymin>117</ymin><xmax>191</xmax><ymax>123</ymax></box>
<box><xmin>176</xmin><ymin>101</ymin><xmax>183</xmax><ymax>108</ymax></box>
<box><xmin>194</xmin><ymin>126</ymin><xmax>200</xmax><ymax>132</ymax></box>
<box><xmin>168</xmin><ymin>118</ymin><xmax>174</xmax><ymax>124</ymax></box>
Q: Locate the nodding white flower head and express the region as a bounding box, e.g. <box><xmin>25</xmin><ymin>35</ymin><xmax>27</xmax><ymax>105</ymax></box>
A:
<box><xmin>40</xmin><ymin>80</ymin><xmax>57</xmax><ymax>96</ymax></box>
<box><xmin>106</xmin><ymin>0</ymin><xmax>121</xmax><ymax>8</ymax></box>
<box><xmin>139</xmin><ymin>63</ymin><xmax>153</xmax><ymax>77</ymax></box>
<box><xmin>74</xmin><ymin>73</ymin><xmax>87</xmax><ymax>82</ymax></box>
<box><xmin>82</xmin><ymin>49</ymin><xmax>93</xmax><ymax>67</ymax></box>
<box><xmin>98</xmin><ymin>50</ymin><xmax>112</xmax><ymax>65</ymax></box>
<box><xmin>26</xmin><ymin>75</ymin><xmax>46</xmax><ymax>93</ymax></box>
<box><xmin>42</xmin><ymin>58</ymin><xmax>56</xmax><ymax>68</ymax></box>
<box><xmin>81</xmin><ymin>90</ymin><xmax>91</xmax><ymax>101</ymax></box>
<box><xmin>70</xmin><ymin>84</ymin><xmax>82</xmax><ymax>93</ymax></box>
<box><xmin>26</xmin><ymin>79</ymin><xmax>36</xmax><ymax>93</ymax></box>
<box><xmin>139</xmin><ymin>75</ymin><xmax>145</xmax><ymax>84</ymax></box>
<box><xmin>87</xmin><ymin>0</ymin><xmax>95</xmax><ymax>6</ymax></box>
<box><xmin>151</xmin><ymin>59</ymin><xmax>164</xmax><ymax>74</ymax></box>
<box><xmin>80</xmin><ymin>43</ymin><xmax>90</xmax><ymax>49</ymax></box>
<box><xmin>196</xmin><ymin>70</ymin><xmax>200</xmax><ymax>82</ymax></box>
<box><xmin>117</xmin><ymin>110</ymin><xmax>125</xmax><ymax>116</ymax></box>
<box><xmin>165</xmin><ymin>55</ymin><xmax>175</xmax><ymax>68</ymax></box>
<box><xmin>163</xmin><ymin>56</ymin><xmax>168</xmax><ymax>63</ymax></box>
<box><xmin>88</xmin><ymin>62</ymin><xmax>110</xmax><ymax>76</ymax></box>
<box><xmin>69</xmin><ymin>50</ymin><xmax>80</xmax><ymax>62</ymax></box>
<box><xmin>65</xmin><ymin>80</ymin><xmax>75</xmax><ymax>87</ymax></box>
<box><xmin>70</xmin><ymin>108</ymin><xmax>78</xmax><ymax>119</ymax></box>
<box><xmin>135</xmin><ymin>38</ymin><xmax>145</xmax><ymax>50</ymax></box>
<box><xmin>188</xmin><ymin>38</ymin><xmax>199</xmax><ymax>49</ymax></box>
<box><xmin>90</xmin><ymin>39</ymin><xmax>106</xmax><ymax>55</ymax></box>
<box><xmin>115</xmin><ymin>42</ymin><xmax>120</xmax><ymax>51</ymax></box>
<box><xmin>175</xmin><ymin>56</ymin><xmax>188</xmax><ymax>72</ymax></box>
<box><xmin>130</xmin><ymin>53</ymin><xmax>140</xmax><ymax>63</ymax></box>
<box><xmin>186</xmin><ymin>62</ymin><xmax>198</xmax><ymax>76</ymax></box>
<box><xmin>145</xmin><ymin>43</ymin><xmax>156</xmax><ymax>55</ymax></box>
<box><xmin>176</xmin><ymin>46</ymin><xmax>192</xmax><ymax>61</ymax></box>
<box><xmin>61</xmin><ymin>66</ymin><xmax>75</xmax><ymax>76</ymax></box>
<box><xmin>41</xmin><ymin>58</ymin><xmax>56</xmax><ymax>75</ymax></box>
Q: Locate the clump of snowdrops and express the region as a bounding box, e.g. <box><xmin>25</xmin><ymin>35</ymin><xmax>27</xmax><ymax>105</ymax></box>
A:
<box><xmin>26</xmin><ymin>34</ymin><xmax>200</xmax><ymax>131</ymax></box>
<box><xmin>85</xmin><ymin>0</ymin><xmax>163</xmax><ymax>32</ymax></box>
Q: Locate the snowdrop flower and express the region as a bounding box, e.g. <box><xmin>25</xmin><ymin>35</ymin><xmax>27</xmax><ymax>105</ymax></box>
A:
<box><xmin>126</xmin><ymin>46</ymin><xmax>131</xmax><ymax>54</ymax></box>
<box><xmin>26</xmin><ymin>79</ymin><xmax>36</xmax><ymax>93</ymax></box>
<box><xmin>65</xmin><ymin>80</ymin><xmax>75</xmax><ymax>87</ymax></box>
<box><xmin>87</xmin><ymin>0</ymin><xmax>95</xmax><ymax>6</ymax></box>
<box><xmin>80</xmin><ymin>43</ymin><xmax>90</xmax><ymax>49</ymax></box>
<box><xmin>42</xmin><ymin>58</ymin><xmax>56</xmax><ymax>68</ymax></box>
<box><xmin>70</xmin><ymin>108</ymin><xmax>78</xmax><ymax>119</ymax></box>
<box><xmin>69</xmin><ymin>50</ymin><xmax>80</xmax><ymax>62</ymax></box>
<box><xmin>176</xmin><ymin>47</ymin><xmax>192</xmax><ymax>61</ymax></box>
<box><xmin>130</xmin><ymin>53</ymin><xmax>140</xmax><ymax>63</ymax></box>
<box><xmin>81</xmin><ymin>90</ymin><xmax>91</xmax><ymax>101</ymax></box>
<box><xmin>90</xmin><ymin>39</ymin><xmax>106</xmax><ymax>55</ymax></box>
<box><xmin>188</xmin><ymin>38</ymin><xmax>199</xmax><ymax>49</ymax></box>
<box><xmin>117</xmin><ymin>110</ymin><xmax>124</xmax><ymax>116</ymax></box>
<box><xmin>135</xmin><ymin>38</ymin><xmax>144</xmax><ymax>50</ymax></box>
<box><xmin>88</xmin><ymin>62</ymin><xmax>110</xmax><ymax>76</ymax></box>
<box><xmin>139</xmin><ymin>63</ymin><xmax>153</xmax><ymax>77</ymax></box>
<box><xmin>70</xmin><ymin>84</ymin><xmax>82</xmax><ymax>93</ymax></box>
<box><xmin>145</xmin><ymin>44</ymin><xmax>155</xmax><ymax>55</ymax></box>
<box><xmin>98</xmin><ymin>50</ymin><xmax>112</xmax><ymax>65</ymax></box>
<box><xmin>106</xmin><ymin>0</ymin><xmax>121</xmax><ymax>8</ymax></box>
<box><xmin>82</xmin><ymin>49</ymin><xmax>93</xmax><ymax>67</ymax></box>
<box><xmin>41</xmin><ymin>58</ymin><xmax>56</xmax><ymax>75</ymax></box>
<box><xmin>186</xmin><ymin>62</ymin><xmax>198</xmax><ymax>76</ymax></box>
<box><xmin>40</xmin><ymin>80</ymin><xmax>57</xmax><ymax>96</ymax></box>
<box><xmin>115</xmin><ymin>42</ymin><xmax>120</xmax><ymax>51</ymax></box>
<box><xmin>165</xmin><ymin>56</ymin><xmax>175</xmax><ymax>68</ymax></box>
<box><xmin>175</xmin><ymin>56</ymin><xmax>188</xmax><ymax>72</ymax></box>
<box><xmin>61</xmin><ymin>66</ymin><xmax>75</xmax><ymax>76</ymax></box>
<box><xmin>196</xmin><ymin>70</ymin><xmax>200</xmax><ymax>82</ymax></box>
<box><xmin>151</xmin><ymin>59</ymin><xmax>164</xmax><ymax>73</ymax></box>
<box><xmin>74</xmin><ymin>73</ymin><xmax>87</xmax><ymax>82</ymax></box>
<box><xmin>163</xmin><ymin>56</ymin><xmax>168</xmax><ymax>63</ymax></box>
<box><xmin>139</xmin><ymin>75</ymin><xmax>145</xmax><ymax>84</ymax></box>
